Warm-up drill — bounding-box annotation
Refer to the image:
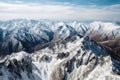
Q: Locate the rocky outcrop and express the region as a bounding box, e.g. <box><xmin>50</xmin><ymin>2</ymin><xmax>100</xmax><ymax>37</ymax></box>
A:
<box><xmin>0</xmin><ymin>20</ymin><xmax>120</xmax><ymax>80</ymax></box>
<box><xmin>0</xmin><ymin>20</ymin><xmax>120</xmax><ymax>55</ymax></box>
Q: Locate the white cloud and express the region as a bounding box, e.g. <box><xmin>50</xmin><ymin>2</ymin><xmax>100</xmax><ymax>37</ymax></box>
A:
<box><xmin>0</xmin><ymin>2</ymin><xmax>119</xmax><ymax>21</ymax></box>
<box><xmin>15</xmin><ymin>1</ymin><xmax>23</xmax><ymax>3</ymax></box>
<box><xmin>104</xmin><ymin>4</ymin><xmax>120</xmax><ymax>10</ymax></box>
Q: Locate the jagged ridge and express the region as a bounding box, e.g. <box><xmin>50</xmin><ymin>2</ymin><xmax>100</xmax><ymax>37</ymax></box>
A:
<box><xmin>0</xmin><ymin>19</ymin><xmax>120</xmax><ymax>55</ymax></box>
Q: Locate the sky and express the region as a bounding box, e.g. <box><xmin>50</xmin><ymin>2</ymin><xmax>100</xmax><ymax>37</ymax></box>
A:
<box><xmin>0</xmin><ymin>0</ymin><xmax>120</xmax><ymax>21</ymax></box>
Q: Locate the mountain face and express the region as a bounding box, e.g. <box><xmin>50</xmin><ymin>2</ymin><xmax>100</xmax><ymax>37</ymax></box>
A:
<box><xmin>0</xmin><ymin>19</ymin><xmax>120</xmax><ymax>80</ymax></box>
<box><xmin>0</xmin><ymin>20</ymin><xmax>120</xmax><ymax>55</ymax></box>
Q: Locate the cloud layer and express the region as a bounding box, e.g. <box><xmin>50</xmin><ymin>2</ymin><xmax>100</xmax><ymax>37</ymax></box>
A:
<box><xmin>0</xmin><ymin>2</ymin><xmax>120</xmax><ymax>21</ymax></box>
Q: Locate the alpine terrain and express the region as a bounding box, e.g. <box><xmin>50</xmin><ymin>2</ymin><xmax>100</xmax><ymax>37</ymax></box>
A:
<box><xmin>0</xmin><ymin>19</ymin><xmax>120</xmax><ymax>80</ymax></box>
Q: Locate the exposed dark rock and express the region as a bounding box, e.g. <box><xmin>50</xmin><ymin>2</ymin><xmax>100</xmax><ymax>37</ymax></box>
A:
<box><xmin>57</xmin><ymin>52</ymin><xmax>69</xmax><ymax>59</ymax></box>
<box><xmin>65</xmin><ymin>57</ymin><xmax>76</xmax><ymax>73</ymax></box>
<box><xmin>112</xmin><ymin>58</ymin><xmax>120</xmax><ymax>75</ymax></box>
<box><xmin>41</xmin><ymin>55</ymin><xmax>52</xmax><ymax>62</ymax></box>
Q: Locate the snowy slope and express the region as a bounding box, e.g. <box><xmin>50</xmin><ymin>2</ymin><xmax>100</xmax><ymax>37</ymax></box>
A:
<box><xmin>0</xmin><ymin>36</ymin><xmax>120</xmax><ymax>80</ymax></box>
<box><xmin>0</xmin><ymin>19</ymin><xmax>120</xmax><ymax>55</ymax></box>
<box><xmin>0</xmin><ymin>19</ymin><xmax>120</xmax><ymax>80</ymax></box>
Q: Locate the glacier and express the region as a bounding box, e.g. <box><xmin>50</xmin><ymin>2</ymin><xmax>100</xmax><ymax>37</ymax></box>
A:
<box><xmin>0</xmin><ymin>19</ymin><xmax>120</xmax><ymax>80</ymax></box>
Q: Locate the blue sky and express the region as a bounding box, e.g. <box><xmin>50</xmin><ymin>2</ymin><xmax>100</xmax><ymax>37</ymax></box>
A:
<box><xmin>0</xmin><ymin>0</ymin><xmax>120</xmax><ymax>21</ymax></box>
<box><xmin>1</xmin><ymin>0</ymin><xmax>120</xmax><ymax>5</ymax></box>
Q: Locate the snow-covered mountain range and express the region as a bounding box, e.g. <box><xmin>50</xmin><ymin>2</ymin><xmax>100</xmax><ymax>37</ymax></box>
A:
<box><xmin>0</xmin><ymin>19</ymin><xmax>119</xmax><ymax>55</ymax></box>
<box><xmin>0</xmin><ymin>19</ymin><xmax>120</xmax><ymax>80</ymax></box>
